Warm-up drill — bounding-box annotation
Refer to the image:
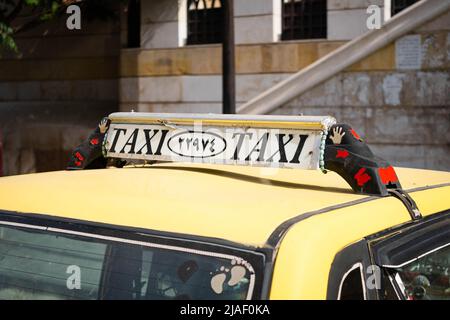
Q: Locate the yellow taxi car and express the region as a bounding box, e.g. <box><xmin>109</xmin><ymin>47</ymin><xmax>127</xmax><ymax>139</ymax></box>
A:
<box><xmin>0</xmin><ymin>113</ymin><xmax>448</xmax><ymax>300</ymax></box>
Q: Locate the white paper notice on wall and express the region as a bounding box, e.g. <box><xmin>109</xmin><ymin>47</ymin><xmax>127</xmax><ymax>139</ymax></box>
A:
<box><xmin>395</xmin><ymin>35</ymin><xmax>422</xmax><ymax>70</ymax></box>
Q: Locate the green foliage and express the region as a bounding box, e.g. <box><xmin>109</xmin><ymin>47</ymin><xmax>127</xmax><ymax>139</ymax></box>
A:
<box><xmin>24</xmin><ymin>0</ymin><xmax>41</xmax><ymax>5</ymax></box>
<box><xmin>0</xmin><ymin>0</ymin><xmax>127</xmax><ymax>55</ymax></box>
<box><xmin>0</xmin><ymin>23</ymin><xmax>17</xmax><ymax>53</ymax></box>
<box><xmin>39</xmin><ymin>1</ymin><xmax>62</xmax><ymax>21</ymax></box>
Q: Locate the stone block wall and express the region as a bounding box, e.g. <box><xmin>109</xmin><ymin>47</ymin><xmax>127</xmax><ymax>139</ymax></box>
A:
<box><xmin>120</xmin><ymin>40</ymin><xmax>345</xmax><ymax>113</ymax></box>
<box><xmin>0</xmin><ymin>9</ymin><xmax>122</xmax><ymax>176</ymax></box>
<box><xmin>273</xmin><ymin>10</ymin><xmax>450</xmax><ymax>171</ymax></box>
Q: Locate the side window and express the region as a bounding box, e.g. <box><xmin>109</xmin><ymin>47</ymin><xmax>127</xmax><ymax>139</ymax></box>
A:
<box><xmin>327</xmin><ymin>240</ymin><xmax>373</xmax><ymax>300</ymax></box>
<box><xmin>392</xmin><ymin>245</ymin><xmax>450</xmax><ymax>300</ymax></box>
<box><xmin>338</xmin><ymin>264</ymin><xmax>366</xmax><ymax>300</ymax></box>
<box><xmin>370</xmin><ymin>213</ymin><xmax>450</xmax><ymax>300</ymax></box>
<box><xmin>380</xmin><ymin>271</ymin><xmax>400</xmax><ymax>300</ymax></box>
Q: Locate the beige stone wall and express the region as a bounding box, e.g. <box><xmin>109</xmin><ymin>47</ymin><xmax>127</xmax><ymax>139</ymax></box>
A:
<box><xmin>273</xmin><ymin>10</ymin><xmax>450</xmax><ymax>171</ymax></box>
<box><xmin>0</xmin><ymin>10</ymin><xmax>122</xmax><ymax>175</ymax></box>
<box><xmin>140</xmin><ymin>0</ymin><xmax>278</xmax><ymax>48</ymax></box>
<box><xmin>120</xmin><ymin>0</ymin><xmax>394</xmax><ymax>113</ymax></box>
<box><xmin>328</xmin><ymin>0</ymin><xmax>385</xmax><ymax>40</ymax></box>
<box><xmin>120</xmin><ymin>0</ymin><xmax>399</xmax><ymax>114</ymax></box>
<box><xmin>119</xmin><ymin>40</ymin><xmax>345</xmax><ymax>112</ymax></box>
<box><xmin>124</xmin><ymin>0</ymin><xmax>396</xmax><ymax>113</ymax></box>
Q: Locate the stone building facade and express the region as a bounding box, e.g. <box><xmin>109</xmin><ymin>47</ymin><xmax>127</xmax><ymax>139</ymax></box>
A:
<box><xmin>120</xmin><ymin>0</ymin><xmax>389</xmax><ymax>113</ymax></box>
<box><xmin>120</xmin><ymin>0</ymin><xmax>449</xmax><ymax>171</ymax></box>
<box><xmin>273</xmin><ymin>10</ymin><xmax>450</xmax><ymax>171</ymax></box>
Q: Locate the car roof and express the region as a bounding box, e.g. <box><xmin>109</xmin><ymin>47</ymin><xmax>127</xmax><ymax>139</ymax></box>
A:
<box><xmin>0</xmin><ymin>163</ymin><xmax>449</xmax><ymax>246</ymax></box>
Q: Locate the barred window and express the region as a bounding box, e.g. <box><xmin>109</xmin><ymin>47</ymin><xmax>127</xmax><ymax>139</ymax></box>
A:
<box><xmin>187</xmin><ymin>0</ymin><xmax>223</xmax><ymax>45</ymax></box>
<box><xmin>127</xmin><ymin>0</ymin><xmax>141</xmax><ymax>48</ymax></box>
<box><xmin>391</xmin><ymin>0</ymin><xmax>420</xmax><ymax>16</ymax></box>
<box><xmin>281</xmin><ymin>0</ymin><xmax>327</xmax><ymax>41</ymax></box>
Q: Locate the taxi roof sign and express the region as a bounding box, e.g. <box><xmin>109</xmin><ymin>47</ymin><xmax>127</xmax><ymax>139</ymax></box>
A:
<box><xmin>68</xmin><ymin>112</ymin><xmax>405</xmax><ymax>198</ymax></box>
<box><xmin>105</xmin><ymin>113</ymin><xmax>336</xmax><ymax>170</ymax></box>
<box><xmin>108</xmin><ymin>113</ymin><xmax>336</xmax><ymax>130</ymax></box>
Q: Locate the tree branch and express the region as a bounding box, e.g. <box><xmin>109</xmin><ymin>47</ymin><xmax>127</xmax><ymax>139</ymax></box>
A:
<box><xmin>1</xmin><ymin>0</ymin><xmax>24</xmax><ymax>24</ymax></box>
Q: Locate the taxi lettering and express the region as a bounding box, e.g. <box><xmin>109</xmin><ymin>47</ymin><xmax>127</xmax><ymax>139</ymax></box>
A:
<box><xmin>107</xmin><ymin>125</ymin><xmax>311</xmax><ymax>165</ymax></box>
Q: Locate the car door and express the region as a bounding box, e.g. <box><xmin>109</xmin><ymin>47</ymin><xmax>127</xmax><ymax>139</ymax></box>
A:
<box><xmin>327</xmin><ymin>210</ymin><xmax>449</xmax><ymax>300</ymax></box>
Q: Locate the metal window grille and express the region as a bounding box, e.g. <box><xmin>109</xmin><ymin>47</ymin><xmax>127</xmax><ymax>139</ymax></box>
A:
<box><xmin>391</xmin><ymin>0</ymin><xmax>420</xmax><ymax>16</ymax></box>
<box><xmin>187</xmin><ymin>0</ymin><xmax>223</xmax><ymax>45</ymax></box>
<box><xmin>281</xmin><ymin>0</ymin><xmax>327</xmax><ymax>41</ymax></box>
<box><xmin>127</xmin><ymin>0</ymin><xmax>141</xmax><ymax>48</ymax></box>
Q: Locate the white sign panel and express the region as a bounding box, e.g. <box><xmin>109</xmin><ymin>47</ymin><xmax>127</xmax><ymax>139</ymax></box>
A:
<box><xmin>396</xmin><ymin>35</ymin><xmax>422</xmax><ymax>70</ymax></box>
<box><xmin>105</xmin><ymin>123</ymin><xmax>323</xmax><ymax>169</ymax></box>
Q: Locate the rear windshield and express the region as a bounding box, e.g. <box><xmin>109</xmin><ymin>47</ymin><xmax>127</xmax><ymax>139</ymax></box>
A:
<box><xmin>0</xmin><ymin>223</ymin><xmax>258</xmax><ymax>300</ymax></box>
